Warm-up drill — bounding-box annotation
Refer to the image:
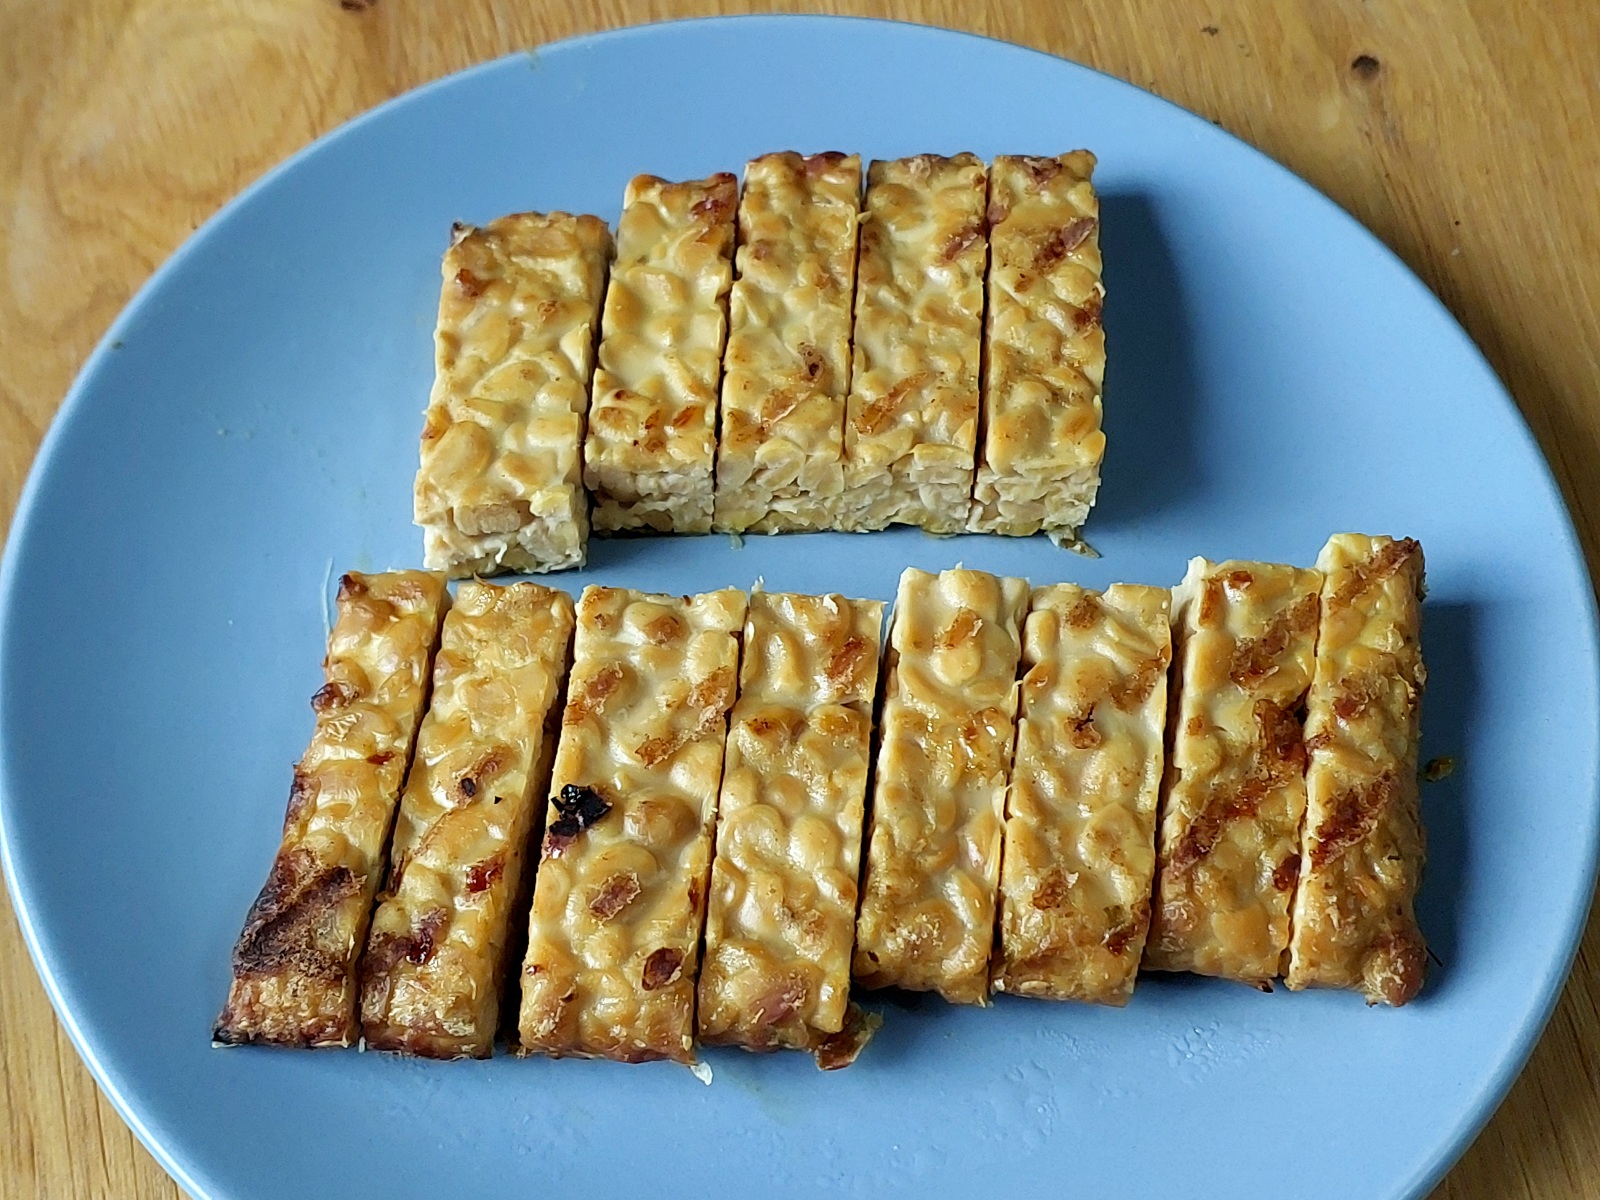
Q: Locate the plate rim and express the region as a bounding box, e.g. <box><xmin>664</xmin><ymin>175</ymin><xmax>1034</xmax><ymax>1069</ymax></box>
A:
<box><xmin>1</xmin><ymin>14</ymin><xmax>1596</xmax><ymax>1200</ymax></box>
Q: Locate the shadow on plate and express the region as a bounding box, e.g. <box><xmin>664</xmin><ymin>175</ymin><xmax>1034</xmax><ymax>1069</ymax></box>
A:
<box><xmin>1414</xmin><ymin>599</ymin><xmax>1476</xmax><ymax>1000</ymax></box>
<box><xmin>1088</xmin><ymin>192</ymin><xmax>1203</xmax><ymax>535</ymax></box>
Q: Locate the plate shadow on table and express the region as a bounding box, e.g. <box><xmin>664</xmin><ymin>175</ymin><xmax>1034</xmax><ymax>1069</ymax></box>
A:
<box><xmin>1414</xmin><ymin>599</ymin><xmax>1477</xmax><ymax>1001</ymax></box>
<box><xmin>1088</xmin><ymin>193</ymin><xmax>1202</xmax><ymax>534</ymax></box>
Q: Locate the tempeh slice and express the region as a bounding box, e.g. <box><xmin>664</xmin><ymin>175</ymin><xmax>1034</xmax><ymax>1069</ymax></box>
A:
<box><xmin>993</xmin><ymin>583</ymin><xmax>1171</xmax><ymax>1005</ymax></box>
<box><xmin>698</xmin><ymin>592</ymin><xmax>885</xmax><ymax>1057</ymax></box>
<box><xmin>712</xmin><ymin>152</ymin><xmax>862</xmax><ymax>533</ymax></box>
<box><xmin>517</xmin><ymin>586</ymin><xmax>745</xmax><ymax>1062</ymax></box>
<box><xmin>1144</xmin><ymin>558</ymin><xmax>1322</xmax><ymax>986</ymax></box>
<box><xmin>359</xmin><ymin>582</ymin><xmax>575</xmax><ymax>1058</ymax></box>
<box><xmin>215</xmin><ymin>571</ymin><xmax>448</xmax><ymax>1047</ymax></box>
<box><xmin>969</xmin><ymin>153</ymin><xmax>1106</xmax><ymax>546</ymax></box>
<box><xmin>1286</xmin><ymin>534</ymin><xmax>1428</xmax><ymax>1005</ymax></box>
<box><xmin>414</xmin><ymin>212</ymin><xmax>611</xmax><ymax>575</ymax></box>
<box><xmin>836</xmin><ymin>154</ymin><xmax>988</xmax><ymax>533</ymax></box>
<box><xmin>853</xmin><ymin>567</ymin><xmax>1028</xmax><ymax>1004</ymax></box>
<box><xmin>585</xmin><ymin>173</ymin><xmax>738</xmax><ymax>533</ymax></box>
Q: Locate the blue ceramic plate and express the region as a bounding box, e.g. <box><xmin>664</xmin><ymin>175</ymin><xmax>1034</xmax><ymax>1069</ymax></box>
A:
<box><xmin>2</xmin><ymin>16</ymin><xmax>1595</xmax><ymax>1200</ymax></box>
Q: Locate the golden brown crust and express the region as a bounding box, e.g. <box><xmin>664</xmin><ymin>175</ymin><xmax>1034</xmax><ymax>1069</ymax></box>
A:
<box><xmin>969</xmin><ymin>152</ymin><xmax>1105</xmax><ymax>544</ymax></box>
<box><xmin>215</xmin><ymin>571</ymin><xmax>448</xmax><ymax>1047</ymax></box>
<box><xmin>836</xmin><ymin>154</ymin><xmax>988</xmax><ymax>533</ymax></box>
<box><xmin>517</xmin><ymin>587</ymin><xmax>745</xmax><ymax>1063</ymax></box>
<box><xmin>993</xmin><ymin>584</ymin><xmax>1171</xmax><ymax>1005</ymax></box>
<box><xmin>712</xmin><ymin>152</ymin><xmax>862</xmax><ymax>533</ymax></box>
<box><xmin>1287</xmin><ymin>535</ymin><xmax>1428</xmax><ymax>1004</ymax></box>
<box><xmin>358</xmin><ymin>582</ymin><xmax>575</xmax><ymax>1058</ymax></box>
<box><xmin>697</xmin><ymin>593</ymin><xmax>885</xmax><ymax>1054</ymax></box>
<box><xmin>853</xmin><ymin>568</ymin><xmax>1028</xmax><ymax>1004</ymax></box>
<box><xmin>1144</xmin><ymin>558</ymin><xmax>1322</xmax><ymax>986</ymax></box>
<box><xmin>585</xmin><ymin>174</ymin><xmax>738</xmax><ymax>533</ymax></box>
<box><xmin>414</xmin><ymin>212</ymin><xmax>612</xmax><ymax>575</ymax></box>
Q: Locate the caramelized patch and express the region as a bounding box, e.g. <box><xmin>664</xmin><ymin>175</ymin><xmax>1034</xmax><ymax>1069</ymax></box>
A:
<box><xmin>813</xmin><ymin>1004</ymin><xmax>882</xmax><ymax>1071</ymax></box>
<box><xmin>1068</xmin><ymin>706</ymin><xmax>1102</xmax><ymax>749</ymax></box>
<box><xmin>641</xmin><ymin>947</ymin><xmax>684</xmax><ymax>991</ymax></box>
<box><xmin>1031</xmin><ymin>869</ymin><xmax>1073</xmax><ymax>911</ymax></box>
<box><xmin>641</xmin><ymin>612</ymin><xmax>686</xmax><ymax>645</ymax></box>
<box><xmin>1229</xmin><ymin>593</ymin><xmax>1319</xmax><ymax>688</ymax></box>
<box><xmin>1272</xmin><ymin>853</ymin><xmax>1301</xmax><ymax>892</ymax></box>
<box><xmin>1020</xmin><ymin>156</ymin><xmax>1063</xmax><ymax>186</ymax></box>
<box><xmin>465</xmin><ymin>854</ymin><xmax>504</xmax><ymax>895</ymax></box>
<box><xmin>1198</xmin><ymin>579</ymin><xmax>1224</xmax><ymax>625</ymax></box>
<box><xmin>1103</xmin><ymin>901</ymin><xmax>1149</xmax><ymax>955</ymax></box>
<box><xmin>752</xmin><ymin>976</ymin><xmax>807</xmax><ymax>1029</ymax></box>
<box><xmin>1033</xmin><ymin>217</ymin><xmax>1097</xmax><ymax>271</ymax></box>
<box><xmin>310</xmin><ymin>680</ymin><xmax>357</xmax><ymax>712</ymax></box>
<box><xmin>284</xmin><ymin>767</ymin><xmax>316</xmax><ymax>825</ymax></box>
<box><xmin>853</xmin><ymin>373</ymin><xmax>928</xmax><ymax>437</ymax></box>
<box><xmin>1332</xmin><ymin>537</ymin><xmax>1422</xmax><ymax>607</ymax></box>
<box><xmin>588</xmin><ymin>871</ymin><xmax>642</xmax><ymax>921</ymax></box>
<box><xmin>230</xmin><ymin>849</ymin><xmax>360</xmax><ymax>980</ymax></box>
<box><xmin>454</xmin><ymin>268</ymin><xmax>487</xmax><ymax>298</ymax></box>
<box><xmin>564</xmin><ymin>663</ymin><xmax>626</xmax><ymax>726</ymax></box>
<box><xmin>1108</xmin><ymin>652</ymin><xmax>1168</xmax><ymax>710</ymax></box>
<box><xmin>365</xmin><ymin>907</ymin><xmax>449</xmax><ymax>979</ymax></box>
<box><xmin>336</xmin><ymin>573</ymin><xmax>368</xmax><ymax>601</ymax></box>
<box><xmin>937</xmin><ymin>607</ymin><xmax>983</xmax><ymax>648</ymax></box>
<box><xmin>689</xmin><ymin>175</ymin><xmax>737</xmax><ymax>224</ymax></box>
<box><xmin>1311</xmin><ymin>772</ymin><xmax>1397</xmax><ymax>868</ymax></box>
<box><xmin>941</xmin><ymin>221</ymin><xmax>985</xmax><ymax>261</ymax></box>
<box><xmin>825</xmin><ymin>635</ymin><xmax>872</xmax><ymax>692</ymax></box>
<box><xmin>1064</xmin><ymin>592</ymin><xmax>1100</xmax><ymax>630</ymax></box>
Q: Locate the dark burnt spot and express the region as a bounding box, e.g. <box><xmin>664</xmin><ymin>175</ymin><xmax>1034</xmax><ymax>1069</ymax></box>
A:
<box><xmin>1201</xmin><ymin>24</ymin><xmax>1218</xmax><ymax>35</ymax></box>
<box><xmin>986</xmin><ymin>200</ymin><xmax>1010</xmax><ymax>227</ymax></box>
<box><xmin>310</xmin><ymin>680</ymin><xmax>356</xmax><ymax>712</ymax></box>
<box><xmin>1272</xmin><ymin>854</ymin><xmax>1301</xmax><ymax>892</ymax></box>
<box><xmin>1422</xmin><ymin>756</ymin><xmax>1456</xmax><ymax>782</ymax></box>
<box><xmin>336</xmin><ymin>573</ymin><xmax>367</xmax><ymax>601</ymax></box>
<box><xmin>459</xmin><ymin>777</ymin><xmax>477</xmax><ymax>798</ymax></box>
<box><xmin>229</xmin><ymin>849</ymin><xmax>360</xmax><ymax>980</ymax></box>
<box><xmin>366</xmin><ymin>750</ymin><xmax>396</xmax><ymax>766</ymax></box>
<box><xmin>814</xmin><ymin>1004</ymin><xmax>881</xmax><ymax>1070</ymax></box>
<box><xmin>545</xmin><ymin>784</ymin><xmax>612</xmax><ymax>854</ymax></box>
<box><xmin>454</xmin><ymin>268</ymin><xmax>488</xmax><ymax>298</ymax></box>
<box><xmin>1351</xmin><ymin>54</ymin><xmax>1381</xmax><ymax>80</ymax></box>
<box><xmin>798</xmin><ymin>343</ymin><xmax>826</xmax><ymax>381</ymax></box>
<box><xmin>365</xmin><ymin>908</ymin><xmax>449</xmax><ymax>980</ymax></box>
<box><xmin>641</xmin><ymin>947</ymin><xmax>684</xmax><ymax>991</ymax></box>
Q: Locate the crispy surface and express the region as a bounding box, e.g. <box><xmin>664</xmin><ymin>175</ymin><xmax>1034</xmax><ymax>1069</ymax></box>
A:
<box><xmin>359</xmin><ymin>582</ymin><xmax>574</xmax><ymax>1058</ymax></box>
<box><xmin>969</xmin><ymin>152</ymin><xmax>1106</xmax><ymax>544</ymax></box>
<box><xmin>414</xmin><ymin>212</ymin><xmax>611</xmax><ymax>575</ymax></box>
<box><xmin>836</xmin><ymin>154</ymin><xmax>988</xmax><ymax>533</ymax></box>
<box><xmin>993</xmin><ymin>584</ymin><xmax>1171</xmax><ymax>1005</ymax></box>
<box><xmin>1145</xmin><ymin>558</ymin><xmax>1322</xmax><ymax>985</ymax></box>
<box><xmin>517</xmin><ymin>586</ymin><xmax>745</xmax><ymax>1062</ymax></box>
<box><xmin>712</xmin><ymin>152</ymin><xmax>861</xmax><ymax>533</ymax></box>
<box><xmin>698</xmin><ymin>592</ymin><xmax>885</xmax><ymax>1055</ymax></box>
<box><xmin>1287</xmin><ymin>535</ymin><xmax>1428</xmax><ymax>1005</ymax></box>
<box><xmin>215</xmin><ymin>572</ymin><xmax>448</xmax><ymax>1047</ymax></box>
<box><xmin>585</xmin><ymin>173</ymin><xmax>738</xmax><ymax>533</ymax></box>
<box><xmin>853</xmin><ymin>568</ymin><xmax>1028</xmax><ymax>1004</ymax></box>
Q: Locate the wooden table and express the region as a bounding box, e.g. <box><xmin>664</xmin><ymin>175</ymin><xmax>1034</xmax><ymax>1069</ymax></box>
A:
<box><xmin>2</xmin><ymin>2</ymin><xmax>1597</xmax><ymax>1196</ymax></box>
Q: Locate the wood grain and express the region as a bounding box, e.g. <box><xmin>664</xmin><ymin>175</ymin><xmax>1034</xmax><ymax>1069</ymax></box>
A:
<box><xmin>3</xmin><ymin>2</ymin><xmax>1598</xmax><ymax>1197</ymax></box>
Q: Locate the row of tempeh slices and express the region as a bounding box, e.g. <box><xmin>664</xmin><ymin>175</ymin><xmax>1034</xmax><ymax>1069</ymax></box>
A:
<box><xmin>413</xmin><ymin>151</ymin><xmax>1106</xmax><ymax>577</ymax></box>
<box><xmin>215</xmin><ymin>533</ymin><xmax>1427</xmax><ymax>1066</ymax></box>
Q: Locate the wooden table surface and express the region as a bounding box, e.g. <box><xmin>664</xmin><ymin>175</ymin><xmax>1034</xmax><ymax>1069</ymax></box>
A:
<box><xmin>3</xmin><ymin>2</ymin><xmax>1598</xmax><ymax>1196</ymax></box>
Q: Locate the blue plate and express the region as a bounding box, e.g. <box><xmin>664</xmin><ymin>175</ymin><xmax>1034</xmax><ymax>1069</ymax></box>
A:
<box><xmin>2</xmin><ymin>16</ymin><xmax>1595</xmax><ymax>1200</ymax></box>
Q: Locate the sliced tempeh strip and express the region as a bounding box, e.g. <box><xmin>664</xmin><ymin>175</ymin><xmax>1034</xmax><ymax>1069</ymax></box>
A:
<box><xmin>414</xmin><ymin>212</ymin><xmax>612</xmax><ymax>575</ymax></box>
<box><xmin>698</xmin><ymin>592</ymin><xmax>885</xmax><ymax>1058</ymax></box>
<box><xmin>359</xmin><ymin>581</ymin><xmax>575</xmax><ymax>1058</ymax></box>
<box><xmin>836</xmin><ymin>153</ymin><xmax>988</xmax><ymax>533</ymax></box>
<box><xmin>712</xmin><ymin>152</ymin><xmax>862</xmax><ymax>533</ymax></box>
<box><xmin>585</xmin><ymin>173</ymin><xmax>738</xmax><ymax>534</ymax></box>
<box><xmin>1286</xmin><ymin>534</ymin><xmax>1428</xmax><ymax>1005</ymax></box>
<box><xmin>969</xmin><ymin>152</ymin><xmax>1106</xmax><ymax>546</ymax></box>
<box><xmin>853</xmin><ymin>567</ymin><xmax>1028</xmax><ymax>1004</ymax></box>
<box><xmin>993</xmin><ymin>583</ymin><xmax>1172</xmax><ymax>1005</ymax></box>
<box><xmin>517</xmin><ymin>586</ymin><xmax>745</xmax><ymax>1062</ymax></box>
<box><xmin>215</xmin><ymin>571</ymin><xmax>448</xmax><ymax>1047</ymax></box>
<box><xmin>1144</xmin><ymin>558</ymin><xmax>1322</xmax><ymax>986</ymax></box>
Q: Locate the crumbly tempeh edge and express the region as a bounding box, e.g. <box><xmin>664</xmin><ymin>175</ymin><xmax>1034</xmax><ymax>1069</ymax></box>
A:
<box><xmin>853</xmin><ymin>567</ymin><xmax>1028</xmax><ymax>1004</ymax></box>
<box><xmin>1286</xmin><ymin>534</ymin><xmax>1428</xmax><ymax>1005</ymax></box>
<box><xmin>585</xmin><ymin>174</ymin><xmax>739</xmax><ymax>534</ymax></box>
<box><xmin>969</xmin><ymin>152</ymin><xmax>1106</xmax><ymax>545</ymax></box>
<box><xmin>517</xmin><ymin>586</ymin><xmax>745</xmax><ymax>1063</ymax></box>
<box><xmin>215</xmin><ymin>571</ymin><xmax>448</xmax><ymax>1048</ymax></box>
<box><xmin>414</xmin><ymin>212</ymin><xmax>612</xmax><ymax>576</ymax></box>
<box><xmin>697</xmin><ymin>592</ymin><xmax>885</xmax><ymax>1056</ymax></box>
<box><xmin>359</xmin><ymin>582</ymin><xmax>575</xmax><ymax>1058</ymax></box>
<box><xmin>993</xmin><ymin>583</ymin><xmax>1171</xmax><ymax>1005</ymax></box>
<box><xmin>834</xmin><ymin>154</ymin><xmax>988</xmax><ymax>534</ymax></box>
<box><xmin>712</xmin><ymin>152</ymin><xmax>862</xmax><ymax>534</ymax></box>
<box><xmin>1143</xmin><ymin>558</ymin><xmax>1322</xmax><ymax>986</ymax></box>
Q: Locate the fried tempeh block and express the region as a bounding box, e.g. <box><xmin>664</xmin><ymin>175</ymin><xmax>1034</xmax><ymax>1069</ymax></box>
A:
<box><xmin>359</xmin><ymin>582</ymin><xmax>575</xmax><ymax>1058</ymax></box>
<box><xmin>1144</xmin><ymin>558</ymin><xmax>1322</xmax><ymax>986</ymax></box>
<box><xmin>1287</xmin><ymin>535</ymin><xmax>1428</xmax><ymax>1005</ymax></box>
<box><xmin>517</xmin><ymin>586</ymin><xmax>745</xmax><ymax>1062</ymax></box>
<box><xmin>969</xmin><ymin>153</ymin><xmax>1106</xmax><ymax>546</ymax></box>
<box><xmin>853</xmin><ymin>568</ymin><xmax>1028</xmax><ymax>1004</ymax></box>
<box><xmin>712</xmin><ymin>152</ymin><xmax>862</xmax><ymax>533</ymax></box>
<box><xmin>993</xmin><ymin>584</ymin><xmax>1172</xmax><ymax>1005</ymax></box>
<box><xmin>835</xmin><ymin>154</ymin><xmax>988</xmax><ymax>534</ymax></box>
<box><xmin>215</xmin><ymin>571</ymin><xmax>448</xmax><ymax>1047</ymax></box>
<box><xmin>698</xmin><ymin>592</ymin><xmax>885</xmax><ymax>1057</ymax></box>
<box><xmin>414</xmin><ymin>212</ymin><xmax>612</xmax><ymax>576</ymax></box>
<box><xmin>584</xmin><ymin>173</ymin><xmax>738</xmax><ymax>533</ymax></box>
